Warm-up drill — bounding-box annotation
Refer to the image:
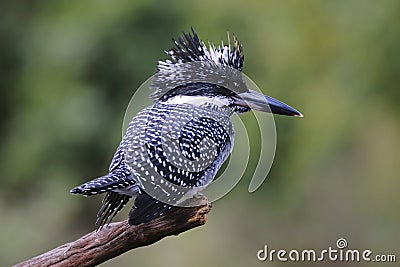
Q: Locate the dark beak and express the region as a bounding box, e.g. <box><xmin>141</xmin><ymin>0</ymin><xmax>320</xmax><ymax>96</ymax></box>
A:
<box><xmin>234</xmin><ymin>90</ymin><xmax>303</xmax><ymax>117</ymax></box>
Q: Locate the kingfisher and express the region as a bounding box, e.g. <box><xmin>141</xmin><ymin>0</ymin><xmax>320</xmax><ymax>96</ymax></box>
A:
<box><xmin>70</xmin><ymin>28</ymin><xmax>302</xmax><ymax>229</ymax></box>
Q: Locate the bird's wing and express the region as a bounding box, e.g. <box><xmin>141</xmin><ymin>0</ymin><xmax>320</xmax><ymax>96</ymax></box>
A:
<box><xmin>108</xmin><ymin>144</ymin><xmax>125</xmax><ymax>172</ymax></box>
<box><xmin>120</xmin><ymin>103</ymin><xmax>233</xmax><ymax>206</ymax></box>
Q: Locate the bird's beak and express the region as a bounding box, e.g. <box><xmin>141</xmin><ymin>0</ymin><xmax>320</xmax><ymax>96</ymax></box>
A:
<box><xmin>234</xmin><ymin>90</ymin><xmax>303</xmax><ymax>117</ymax></box>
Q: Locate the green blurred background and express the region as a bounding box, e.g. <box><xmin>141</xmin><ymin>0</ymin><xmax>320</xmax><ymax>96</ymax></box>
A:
<box><xmin>1</xmin><ymin>1</ymin><xmax>399</xmax><ymax>266</ymax></box>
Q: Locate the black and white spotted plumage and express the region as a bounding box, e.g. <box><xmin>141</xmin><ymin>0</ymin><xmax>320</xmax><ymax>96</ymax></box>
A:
<box><xmin>123</xmin><ymin>102</ymin><xmax>234</xmax><ymax>201</ymax></box>
<box><xmin>71</xmin><ymin>28</ymin><xmax>294</xmax><ymax>229</ymax></box>
<box><xmin>71</xmin><ymin>100</ymin><xmax>234</xmax><ymax>229</ymax></box>
<box><xmin>70</xmin><ymin>28</ymin><xmax>246</xmax><ymax>229</ymax></box>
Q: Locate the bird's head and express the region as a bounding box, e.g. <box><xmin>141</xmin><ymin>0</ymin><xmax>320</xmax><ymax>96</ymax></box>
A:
<box><xmin>151</xmin><ymin>28</ymin><xmax>302</xmax><ymax>117</ymax></box>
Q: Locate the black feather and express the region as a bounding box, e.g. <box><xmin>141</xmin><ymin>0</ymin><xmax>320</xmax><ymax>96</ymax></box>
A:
<box><xmin>164</xmin><ymin>27</ymin><xmax>244</xmax><ymax>70</ymax></box>
<box><xmin>128</xmin><ymin>193</ymin><xmax>174</xmax><ymax>226</ymax></box>
<box><xmin>96</xmin><ymin>192</ymin><xmax>131</xmax><ymax>230</ymax></box>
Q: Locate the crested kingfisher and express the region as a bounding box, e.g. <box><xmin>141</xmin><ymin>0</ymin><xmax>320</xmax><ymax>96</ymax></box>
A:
<box><xmin>70</xmin><ymin>28</ymin><xmax>302</xmax><ymax>229</ymax></box>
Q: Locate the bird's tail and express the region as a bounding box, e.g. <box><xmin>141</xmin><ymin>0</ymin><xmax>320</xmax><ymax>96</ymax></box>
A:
<box><xmin>70</xmin><ymin>169</ymin><xmax>135</xmax><ymax>196</ymax></box>
<box><xmin>128</xmin><ymin>193</ymin><xmax>174</xmax><ymax>226</ymax></box>
<box><xmin>96</xmin><ymin>191</ymin><xmax>131</xmax><ymax>230</ymax></box>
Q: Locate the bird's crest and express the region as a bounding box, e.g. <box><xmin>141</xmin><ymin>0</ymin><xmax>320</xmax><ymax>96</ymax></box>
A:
<box><xmin>161</xmin><ymin>27</ymin><xmax>244</xmax><ymax>71</ymax></box>
<box><xmin>151</xmin><ymin>28</ymin><xmax>247</xmax><ymax>101</ymax></box>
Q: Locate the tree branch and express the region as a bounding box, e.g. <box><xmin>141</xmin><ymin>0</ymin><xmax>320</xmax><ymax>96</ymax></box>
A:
<box><xmin>13</xmin><ymin>197</ymin><xmax>211</xmax><ymax>267</ymax></box>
